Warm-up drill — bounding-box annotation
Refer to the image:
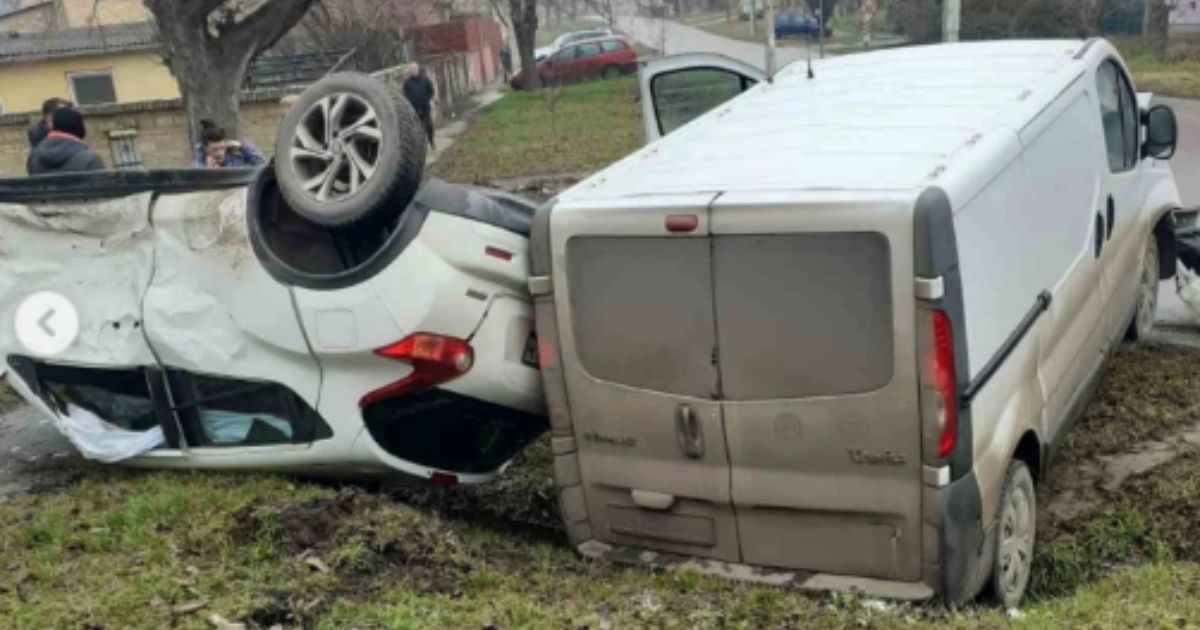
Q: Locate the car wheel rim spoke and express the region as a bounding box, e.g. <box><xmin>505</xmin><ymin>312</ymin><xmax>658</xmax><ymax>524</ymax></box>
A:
<box><xmin>290</xmin><ymin>91</ymin><xmax>382</xmax><ymax>204</ymax></box>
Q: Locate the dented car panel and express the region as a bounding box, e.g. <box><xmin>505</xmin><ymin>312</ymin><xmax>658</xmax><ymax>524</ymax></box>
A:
<box><xmin>0</xmin><ymin>169</ymin><xmax>546</xmax><ymax>481</ymax></box>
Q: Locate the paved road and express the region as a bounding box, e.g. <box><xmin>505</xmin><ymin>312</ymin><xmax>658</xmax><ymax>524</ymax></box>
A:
<box><xmin>1150</xmin><ymin>97</ymin><xmax>1200</xmax><ymax>332</ymax></box>
<box><xmin>617</xmin><ymin>13</ymin><xmax>811</xmax><ymax>69</ymax></box>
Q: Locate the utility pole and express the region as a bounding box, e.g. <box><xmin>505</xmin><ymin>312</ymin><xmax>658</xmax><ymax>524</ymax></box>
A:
<box><xmin>817</xmin><ymin>0</ymin><xmax>824</xmax><ymax>58</ymax></box>
<box><xmin>943</xmin><ymin>0</ymin><xmax>961</xmax><ymax>42</ymax></box>
<box><xmin>765</xmin><ymin>0</ymin><xmax>776</xmax><ymax>80</ymax></box>
<box><xmin>750</xmin><ymin>0</ymin><xmax>757</xmax><ymax>36</ymax></box>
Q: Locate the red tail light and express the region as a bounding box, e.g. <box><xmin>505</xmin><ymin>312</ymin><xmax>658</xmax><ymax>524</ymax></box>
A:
<box><xmin>359</xmin><ymin>333</ymin><xmax>474</xmax><ymax>408</ymax></box>
<box><xmin>933</xmin><ymin>310</ymin><xmax>958</xmax><ymax>458</ymax></box>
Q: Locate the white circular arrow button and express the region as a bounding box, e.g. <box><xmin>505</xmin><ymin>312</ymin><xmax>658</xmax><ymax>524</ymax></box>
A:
<box><xmin>14</xmin><ymin>292</ymin><xmax>79</xmax><ymax>357</ymax></box>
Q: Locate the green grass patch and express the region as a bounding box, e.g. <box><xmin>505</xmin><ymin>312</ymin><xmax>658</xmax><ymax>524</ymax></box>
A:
<box><xmin>429</xmin><ymin>78</ymin><xmax>641</xmax><ymax>184</ymax></box>
<box><xmin>3</xmin><ymin>442</ymin><xmax>1200</xmax><ymax>627</ymax></box>
<box><xmin>1114</xmin><ymin>34</ymin><xmax>1200</xmax><ymax>99</ymax></box>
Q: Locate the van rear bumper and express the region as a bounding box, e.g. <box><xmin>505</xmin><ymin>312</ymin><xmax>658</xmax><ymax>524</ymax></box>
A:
<box><xmin>576</xmin><ymin>540</ymin><xmax>936</xmax><ymax>601</ymax></box>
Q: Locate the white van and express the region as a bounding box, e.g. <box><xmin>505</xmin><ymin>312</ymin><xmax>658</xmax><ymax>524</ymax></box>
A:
<box><xmin>528</xmin><ymin>40</ymin><xmax>1182</xmax><ymax>606</ymax></box>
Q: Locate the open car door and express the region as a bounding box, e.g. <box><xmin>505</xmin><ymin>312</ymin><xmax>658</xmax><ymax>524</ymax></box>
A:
<box><xmin>639</xmin><ymin>52</ymin><xmax>765</xmax><ymax>143</ymax></box>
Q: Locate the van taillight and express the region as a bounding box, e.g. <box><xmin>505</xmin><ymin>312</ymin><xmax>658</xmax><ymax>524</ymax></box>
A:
<box><xmin>932</xmin><ymin>310</ymin><xmax>958</xmax><ymax>458</ymax></box>
<box><xmin>359</xmin><ymin>333</ymin><xmax>474</xmax><ymax>408</ymax></box>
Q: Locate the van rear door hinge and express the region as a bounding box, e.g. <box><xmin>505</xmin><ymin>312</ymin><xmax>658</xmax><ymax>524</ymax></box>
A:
<box><xmin>914</xmin><ymin>276</ymin><xmax>945</xmax><ymax>301</ymax></box>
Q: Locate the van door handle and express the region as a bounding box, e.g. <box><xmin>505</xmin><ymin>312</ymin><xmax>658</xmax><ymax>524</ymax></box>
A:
<box><xmin>1095</xmin><ymin>213</ymin><xmax>1104</xmax><ymax>258</ymax></box>
<box><xmin>1106</xmin><ymin>196</ymin><xmax>1115</xmax><ymax>241</ymax></box>
<box><xmin>675</xmin><ymin>404</ymin><xmax>705</xmax><ymax>459</ymax></box>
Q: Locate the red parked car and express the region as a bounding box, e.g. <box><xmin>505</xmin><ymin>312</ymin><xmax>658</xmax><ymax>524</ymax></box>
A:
<box><xmin>510</xmin><ymin>36</ymin><xmax>638</xmax><ymax>90</ymax></box>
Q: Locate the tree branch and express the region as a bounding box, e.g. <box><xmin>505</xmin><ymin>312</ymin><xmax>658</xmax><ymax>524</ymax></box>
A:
<box><xmin>221</xmin><ymin>0</ymin><xmax>316</xmax><ymax>52</ymax></box>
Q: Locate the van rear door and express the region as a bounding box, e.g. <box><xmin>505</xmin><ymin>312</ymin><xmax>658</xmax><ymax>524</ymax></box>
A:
<box><xmin>553</xmin><ymin>195</ymin><xmax>741</xmax><ymax>561</ymax></box>
<box><xmin>710</xmin><ymin>193</ymin><xmax>924</xmax><ymax>581</ymax></box>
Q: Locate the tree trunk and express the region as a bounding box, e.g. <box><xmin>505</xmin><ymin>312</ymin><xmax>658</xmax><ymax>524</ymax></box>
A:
<box><xmin>1144</xmin><ymin>0</ymin><xmax>1171</xmax><ymax>61</ymax></box>
<box><xmin>145</xmin><ymin>0</ymin><xmax>316</xmax><ymax>146</ymax></box>
<box><xmin>511</xmin><ymin>0</ymin><xmax>541</xmax><ymax>89</ymax></box>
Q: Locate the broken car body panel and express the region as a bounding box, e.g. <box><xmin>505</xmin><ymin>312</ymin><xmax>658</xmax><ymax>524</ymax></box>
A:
<box><xmin>0</xmin><ymin>169</ymin><xmax>546</xmax><ymax>481</ymax></box>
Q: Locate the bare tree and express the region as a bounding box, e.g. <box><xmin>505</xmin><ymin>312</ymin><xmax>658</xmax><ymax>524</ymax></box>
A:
<box><xmin>509</xmin><ymin>0</ymin><xmax>541</xmax><ymax>89</ymax></box>
<box><xmin>293</xmin><ymin>0</ymin><xmax>428</xmax><ymax>72</ymax></box>
<box><xmin>579</xmin><ymin>0</ymin><xmax>617</xmax><ymax>25</ymax></box>
<box><xmin>143</xmin><ymin>0</ymin><xmax>317</xmax><ymax>140</ymax></box>
<box><xmin>1144</xmin><ymin>0</ymin><xmax>1179</xmax><ymax>60</ymax></box>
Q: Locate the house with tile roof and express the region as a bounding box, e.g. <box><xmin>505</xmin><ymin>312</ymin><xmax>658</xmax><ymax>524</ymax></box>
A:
<box><xmin>0</xmin><ymin>0</ymin><xmax>175</xmax><ymax>113</ymax></box>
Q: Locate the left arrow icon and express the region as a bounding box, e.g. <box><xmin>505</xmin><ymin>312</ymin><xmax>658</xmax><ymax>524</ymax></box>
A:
<box><xmin>37</xmin><ymin>309</ymin><xmax>56</xmax><ymax>337</ymax></box>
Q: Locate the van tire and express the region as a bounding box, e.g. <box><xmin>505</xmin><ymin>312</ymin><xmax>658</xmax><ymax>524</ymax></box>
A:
<box><xmin>988</xmin><ymin>460</ymin><xmax>1036</xmax><ymax>608</ymax></box>
<box><xmin>602</xmin><ymin>65</ymin><xmax>622</xmax><ymax>80</ymax></box>
<box><xmin>275</xmin><ymin>72</ymin><xmax>426</xmax><ymax>228</ymax></box>
<box><xmin>1126</xmin><ymin>233</ymin><xmax>1160</xmax><ymax>341</ymax></box>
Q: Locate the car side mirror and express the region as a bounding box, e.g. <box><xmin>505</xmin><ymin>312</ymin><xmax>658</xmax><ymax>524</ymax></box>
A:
<box><xmin>1143</xmin><ymin>104</ymin><xmax>1178</xmax><ymax>160</ymax></box>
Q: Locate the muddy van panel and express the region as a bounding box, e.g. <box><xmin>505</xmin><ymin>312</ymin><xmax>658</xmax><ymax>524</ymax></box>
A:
<box><xmin>549</xmin><ymin>194</ymin><xmax>742</xmax><ymax>560</ymax></box>
<box><xmin>711</xmin><ymin>193</ymin><xmax>922</xmax><ymax>581</ymax></box>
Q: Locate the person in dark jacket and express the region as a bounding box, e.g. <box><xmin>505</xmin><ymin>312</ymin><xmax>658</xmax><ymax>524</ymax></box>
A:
<box><xmin>192</xmin><ymin>119</ymin><xmax>266</xmax><ymax>168</ymax></box>
<box><xmin>402</xmin><ymin>62</ymin><xmax>436</xmax><ymax>149</ymax></box>
<box><xmin>26</xmin><ymin>107</ymin><xmax>105</xmax><ymax>175</ymax></box>
<box><xmin>27</xmin><ymin>97</ymin><xmax>69</xmax><ymax>148</ymax></box>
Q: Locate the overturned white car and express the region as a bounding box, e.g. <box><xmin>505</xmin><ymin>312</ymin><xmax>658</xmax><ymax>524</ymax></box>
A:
<box><xmin>0</xmin><ymin>74</ymin><xmax>545</xmax><ymax>484</ymax></box>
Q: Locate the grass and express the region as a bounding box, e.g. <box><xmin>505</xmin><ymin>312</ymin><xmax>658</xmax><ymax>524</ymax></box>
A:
<box><xmin>429</xmin><ymin>78</ymin><xmax>642</xmax><ymax>184</ymax></box>
<box><xmin>4</xmin><ymin>348</ymin><xmax>1200</xmax><ymax>627</ymax></box>
<box><xmin>1116</xmin><ymin>34</ymin><xmax>1200</xmax><ymax>99</ymax></box>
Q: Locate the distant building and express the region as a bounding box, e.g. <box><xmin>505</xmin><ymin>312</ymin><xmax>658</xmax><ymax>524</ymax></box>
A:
<box><xmin>0</xmin><ymin>0</ymin><xmax>172</xmax><ymax>114</ymax></box>
<box><xmin>0</xmin><ymin>0</ymin><xmax>150</xmax><ymax>33</ymax></box>
<box><xmin>0</xmin><ymin>21</ymin><xmax>176</xmax><ymax>113</ymax></box>
<box><xmin>1174</xmin><ymin>0</ymin><xmax>1200</xmax><ymax>32</ymax></box>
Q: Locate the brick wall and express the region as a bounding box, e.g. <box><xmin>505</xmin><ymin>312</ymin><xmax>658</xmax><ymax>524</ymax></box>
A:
<box><xmin>0</xmin><ymin>90</ymin><xmax>289</xmax><ymax>175</ymax></box>
<box><xmin>415</xmin><ymin>17</ymin><xmax>504</xmax><ymax>87</ymax></box>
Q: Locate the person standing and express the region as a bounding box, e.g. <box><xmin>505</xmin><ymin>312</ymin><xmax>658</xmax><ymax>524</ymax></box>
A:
<box><xmin>28</xmin><ymin>97</ymin><xmax>70</xmax><ymax>148</ymax></box>
<box><xmin>860</xmin><ymin>0</ymin><xmax>878</xmax><ymax>49</ymax></box>
<box><xmin>26</xmin><ymin>107</ymin><xmax>105</xmax><ymax>175</ymax></box>
<box><xmin>403</xmin><ymin>62</ymin><xmax>437</xmax><ymax>149</ymax></box>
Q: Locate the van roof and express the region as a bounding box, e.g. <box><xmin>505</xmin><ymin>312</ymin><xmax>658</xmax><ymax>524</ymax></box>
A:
<box><xmin>563</xmin><ymin>40</ymin><xmax>1101</xmax><ymax>203</ymax></box>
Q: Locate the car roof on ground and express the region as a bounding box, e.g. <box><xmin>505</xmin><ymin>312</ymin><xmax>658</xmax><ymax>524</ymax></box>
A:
<box><xmin>562</xmin><ymin>40</ymin><xmax>1109</xmax><ymax>204</ymax></box>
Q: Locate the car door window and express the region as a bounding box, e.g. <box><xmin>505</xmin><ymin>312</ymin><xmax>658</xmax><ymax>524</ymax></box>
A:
<box><xmin>167</xmin><ymin>370</ymin><xmax>330</xmax><ymax>448</ymax></box>
<box><xmin>601</xmin><ymin>40</ymin><xmax>625</xmax><ymax>53</ymax></box>
<box><xmin>1096</xmin><ymin>60</ymin><xmax>1139</xmax><ymax>172</ymax></box>
<box><xmin>577</xmin><ymin>43</ymin><xmax>602</xmax><ymax>59</ymax></box>
<box><xmin>12</xmin><ymin>358</ymin><xmax>182</xmax><ymax>449</ymax></box>
<box><xmin>652</xmin><ymin>67</ymin><xmax>757</xmax><ymax>136</ymax></box>
<box><xmin>551</xmin><ymin>47</ymin><xmax>576</xmax><ymax>63</ymax></box>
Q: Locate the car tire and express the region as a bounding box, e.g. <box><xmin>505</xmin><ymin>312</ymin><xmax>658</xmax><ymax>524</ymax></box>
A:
<box><xmin>602</xmin><ymin>64</ymin><xmax>622</xmax><ymax>80</ymax></box>
<box><xmin>275</xmin><ymin>72</ymin><xmax>425</xmax><ymax>228</ymax></box>
<box><xmin>988</xmin><ymin>460</ymin><xmax>1036</xmax><ymax>608</ymax></box>
<box><xmin>1126</xmin><ymin>233</ymin><xmax>1160</xmax><ymax>341</ymax></box>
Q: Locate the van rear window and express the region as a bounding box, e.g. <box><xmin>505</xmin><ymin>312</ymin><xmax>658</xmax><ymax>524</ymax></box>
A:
<box><xmin>712</xmin><ymin>232</ymin><xmax>893</xmax><ymax>400</ymax></box>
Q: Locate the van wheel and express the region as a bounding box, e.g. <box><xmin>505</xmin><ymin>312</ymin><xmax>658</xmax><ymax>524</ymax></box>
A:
<box><xmin>989</xmin><ymin>460</ymin><xmax>1036</xmax><ymax>608</ymax></box>
<box><xmin>1127</xmin><ymin>233</ymin><xmax>1160</xmax><ymax>341</ymax></box>
<box><xmin>602</xmin><ymin>65</ymin><xmax>622</xmax><ymax>80</ymax></box>
<box><xmin>275</xmin><ymin>72</ymin><xmax>425</xmax><ymax>228</ymax></box>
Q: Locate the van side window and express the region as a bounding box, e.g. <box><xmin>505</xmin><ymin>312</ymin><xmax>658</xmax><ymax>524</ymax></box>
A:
<box><xmin>1096</xmin><ymin>60</ymin><xmax>1139</xmax><ymax>172</ymax></box>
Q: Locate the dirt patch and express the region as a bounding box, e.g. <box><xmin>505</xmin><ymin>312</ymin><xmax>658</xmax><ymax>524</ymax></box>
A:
<box><xmin>230</xmin><ymin>487</ymin><xmax>475</xmax><ymax>599</ymax></box>
<box><xmin>385</xmin><ymin>437</ymin><xmax>562</xmax><ymax>538</ymax></box>
<box><xmin>481</xmin><ymin>173</ymin><xmax>588</xmax><ymax>203</ymax></box>
<box><xmin>1055</xmin><ymin>343</ymin><xmax>1200</xmax><ymax>466</ymax></box>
